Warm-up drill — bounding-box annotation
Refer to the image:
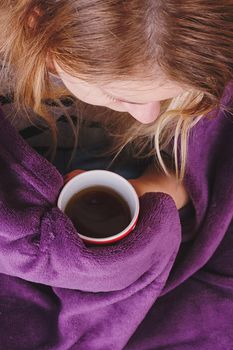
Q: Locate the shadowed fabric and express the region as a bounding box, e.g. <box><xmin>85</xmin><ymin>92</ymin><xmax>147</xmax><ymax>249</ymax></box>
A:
<box><xmin>0</xmin><ymin>82</ymin><xmax>233</xmax><ymax>349</ymax></box>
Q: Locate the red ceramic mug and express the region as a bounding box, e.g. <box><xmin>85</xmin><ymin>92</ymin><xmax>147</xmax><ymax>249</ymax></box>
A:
<box><xmin>57</xmin><ymin>170</ymin><xmax>140</xmax><ymax>245</ymax></box>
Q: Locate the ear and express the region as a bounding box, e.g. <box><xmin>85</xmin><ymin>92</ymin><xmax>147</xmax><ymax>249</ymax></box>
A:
<box><xmin>28</xmin><ymin>7</ymin><xmax>41</xmax><ymax>29</ymax></box>
<box><xmin>46</xmin><ymin>53</ymin><xmax>59</xmax><ymax>76</ymax></box>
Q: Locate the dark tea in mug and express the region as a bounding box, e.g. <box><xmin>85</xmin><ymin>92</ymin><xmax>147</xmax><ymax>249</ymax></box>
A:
<box><xmin>65</xmin><ymin>186</ymin><xmax>132</xmax><ymax>238</ymax></box>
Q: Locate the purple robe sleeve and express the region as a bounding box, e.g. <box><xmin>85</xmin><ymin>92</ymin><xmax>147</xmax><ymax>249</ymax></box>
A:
<box><xmin>0</xmin><ymin>107</ymin><xmax>182</xmax><ymax>293</ymax></box>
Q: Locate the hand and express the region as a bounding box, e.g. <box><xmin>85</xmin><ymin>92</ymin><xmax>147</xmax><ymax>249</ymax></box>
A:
<box><xmin>64</xmin><ymin>169</ymin><xmax>86</xmax><ymax>184</ymax></box>
<box><xmin>64</xmin><ymin>166</ymin><xmax>190</xmax><ymax>210</ymax></box>
<box><xmin>128</xmin><ymin>165</ymin><xmax>190</xmax><ymax>210</ymax></box>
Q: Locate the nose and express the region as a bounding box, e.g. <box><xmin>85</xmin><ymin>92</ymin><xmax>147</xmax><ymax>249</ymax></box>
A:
<box><xmin>122</xmin><ymin>101</ymin><xmax>161</xmax><ymax>124</ymax></box>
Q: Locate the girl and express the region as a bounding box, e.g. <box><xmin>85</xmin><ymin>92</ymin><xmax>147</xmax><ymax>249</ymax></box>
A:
<box><xmin>0</xmin><ymin>1</ymin><xmax>233</xmax><ymax>349</ymax></box>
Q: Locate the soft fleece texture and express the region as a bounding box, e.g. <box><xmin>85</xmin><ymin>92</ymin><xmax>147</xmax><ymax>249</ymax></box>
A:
<box><xmin>0</xmin><ymin>82</ymin><xmax>233</xmax><ymax>350</ymax></box>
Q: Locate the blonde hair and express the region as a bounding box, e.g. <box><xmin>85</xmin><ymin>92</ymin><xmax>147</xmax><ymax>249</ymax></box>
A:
<box><xmin>0</xmin><ymin>0</ymin><xmax>233</xmax><ymax>179</ymax></box>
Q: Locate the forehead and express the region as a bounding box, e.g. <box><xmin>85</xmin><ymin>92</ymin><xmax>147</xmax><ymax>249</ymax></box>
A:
<box><xmin>101</xmin><ymin>77</ymin><xmax>177</xmax><ymax>92</ymax></box>
<box><xmin>99</xmin><ymin>77</ymin><xmax>184</xmax><ymax>100</ymax></box>
<box><xmin>57</xmin><ymin>61</ymin><xmax>164</xmax><ymax>88</ymax></box>
<box><xmin>56</xmin><ymin>59</ymin><xmax>181</xmax><ymax>87</ymax></box>
<box><xmin>56</xmin><ymin>61</ymin><xmax>184</xmax><ymax>99</ymax></box>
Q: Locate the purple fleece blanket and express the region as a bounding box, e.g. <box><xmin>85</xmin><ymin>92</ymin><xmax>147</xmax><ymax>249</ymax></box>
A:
<box><xmin>0</xmin><ymin>83</ymin><xmax>233</xmax><ymax>350</ymax></box>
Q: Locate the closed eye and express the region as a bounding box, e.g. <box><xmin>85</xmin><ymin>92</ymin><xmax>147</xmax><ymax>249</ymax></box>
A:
<box><xmin>103</xmin><ymin>91</ymin><xmax>120</xmax><ymax>103</ymax></box>
<box><xmin>103</xmin><ymin>91</ymin><xmax>145</xmax><ymax>105</ymax></box>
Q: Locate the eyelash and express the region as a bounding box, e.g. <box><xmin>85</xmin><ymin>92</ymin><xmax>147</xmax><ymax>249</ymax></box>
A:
<box><xmin>103</xmin><ymin>91</ymin><xmax>119</xmax><ymax>103</ymax></box>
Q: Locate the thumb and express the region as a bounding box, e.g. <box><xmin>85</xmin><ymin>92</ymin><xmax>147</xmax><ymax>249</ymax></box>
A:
<box><xmin>128</xmin><ymin>178</ymin><xmax>144</xmax><ymax>198</ymax></box>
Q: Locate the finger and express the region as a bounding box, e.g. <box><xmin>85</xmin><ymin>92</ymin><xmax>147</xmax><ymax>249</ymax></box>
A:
<box><xmin>128</xmin><ymin>179</ymin><xmax>144</xmax><ymax>198</ymax></box>
<box><xmin>64</xmin><ymin>169</ymin><xmax>86</xmax><ymax>184</ymax></box>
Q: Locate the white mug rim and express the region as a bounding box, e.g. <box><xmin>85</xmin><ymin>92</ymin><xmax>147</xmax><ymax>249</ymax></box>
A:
<box><xmin>57</xmin><ymin>170</ymin><xmax>140</xmax><ymax>243</ymax></box>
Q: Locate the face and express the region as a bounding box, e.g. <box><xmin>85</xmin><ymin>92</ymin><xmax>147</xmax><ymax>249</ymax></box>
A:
<box><xmin>54</xmin><ymin>62</ymin><xmax>184</xmax><ymax>124</ymax></box>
